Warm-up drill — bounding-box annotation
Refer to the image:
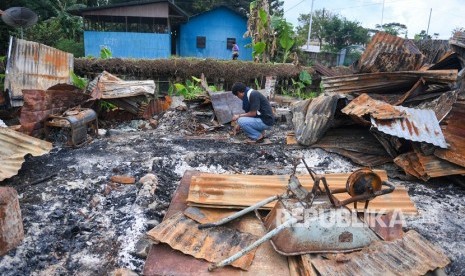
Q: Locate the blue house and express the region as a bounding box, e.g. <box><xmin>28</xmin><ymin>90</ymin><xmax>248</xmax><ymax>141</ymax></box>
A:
<box><xmin>72</xmin><ymin>3</ymin><xmax>252</xmax><ymax>60</ymax></box>
<box><xmin>178</xmin><ymin>6</ymin><xmax>252</xmax><ymax>61</ymax></box>
<box><xmin>71</xmin><ymin>0</ymin><xmax>188</xmax><ymax>59</ymax></box>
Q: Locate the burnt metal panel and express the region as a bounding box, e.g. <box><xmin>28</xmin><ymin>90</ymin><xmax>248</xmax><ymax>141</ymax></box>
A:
<box><xmin>0</xmin><ymin>128</ymin><xmax>52</xmax><ymax>181</ymax></box>
<box><xmin>143</xmin><ymin>170</ymin><xmax>291</xmax><ymax>276</ymax></box>
<box><xmin>208</xmin><ymin>91</ymin><xmax>244</xmax><ymax>124</ymax></box>
<box><xmin>313</xmin><ymin>62</ymin><xmax>337</xmax><ymax>77</ymax></box>
<box><xmin>356</xmin><ymin>32</ymin><xmax>424</xmax><ymax>73</ymax></box>
<box><xmin>308</xmin><ymin>230</ymin><xmax>450</xmax><ymax>276</ymax></box>
<box><xmin>341</xmin><ymin>93</ymin><xmax>406</xmax><ymax>120</ymax></box>
<box><xmin>371</xmin><ymin>105</ymin><xmax>448</xmax><ymax>148</ymax></box>
<box><xmin>186</xmin><ymin>172</ymin><xmax>418</xmax><ymax>215</ymax></box>
<box><xmin>146</xmin><ymin>212</ymin><xmax>259</xmax><ymax>270</ymax></box>
<box><xmin>5</xmin><ymin>37</ymin><xmax>73</xmax><ymax>107</ymax></box>
<box><xmin>19</xmin><ymin>84</ymin><xmax>90</xmax><ymax>135</ymax></box>
<box><xmin>395</xmin><ymin>152</ymin><xmax>465</xmax><ymax>181</ymax></box>
<box><xmin>321</xmin><ymin>70</ymin><xmax>458</xmax><ymax>95</ymax></box>
<box><xmin>292</xmin><ymin>95</ymin><xmax>344</xmax><ymax>146</ymax></box>
<box><xmin>415</xmin><ymin>90</ymin><xmax>459</xmax><ymax>122</ymax></box>
<box><xmin>311</xmin><ymin>127</ymin><xmax>392</xmax><ymax>166</ymax></box>
<box><xmin>435</xmin><ymin>100</ymin><xmax>465</xmax><ymax>167</ymax></box>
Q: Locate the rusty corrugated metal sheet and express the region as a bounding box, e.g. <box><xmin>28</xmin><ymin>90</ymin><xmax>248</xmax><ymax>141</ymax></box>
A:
<box><xmin>186</xmin><ymin>172</ymin><xmax>418</xmax><ymax>215</ymax></box>
<box><xmin>208</xmin><ymin>91</ymin><xmax>244</xmax><ymax>124</ymax></box>
<box><xmin>342</xmin><ymin>94</ymin><xmax>448</xmax><ymax>148</ymax></box>
<box><xmin>143</xmin><ymin>171</ymin><xmax>291</xmax><ymax>276</ymax></box>
<box><xmin>146</xmin><ymin>212</ymin><xmax>259</xmax><ymax>270</ymax></box>
<box><xmin>311</xmin><ymin>127</ymin><xmax>392</xmax><ymax>166</ymax></box>
<box><xmin>141</xmin><ymin>96</ymin><xmax>172</xmax><ymax>119</ymax></box>
<box><xmin>395</xmin><ymin>152</ymin><xmax>465</xmax><ymax>181</ymax></box>
<box><xmin>5</xmin><ymin>37</ymin><xmax>73</xmax><ymax>107</ymax></box>
<box><xmin>19</xmin><ymin>84</ymin><xmax>90</xmax><ymax>134</ymax></box>
<box><xmin>0</xmin><ymin>128</ymin><xmax>52</xmax><ymax>181</ymax></box>
<box><xmin>372</xmin><ymin>105</ymin><xmax>447</xmax><ymax>148</ymax></box>
<box><xmin>87</xmin><ymin>71</ymin><xmax>155</xmax><ymax>99</ymax></box>
<box><xmin>313</xmin><ymin>62</ymin><xmax>337</xmax><ymax>77</ymax></box>
<box><xmin>416</xmin><ymin>90</ymin><xmax>459</xmax><ymax>122</ymax></box>
<box><xmin>308</xmin><ymin>230</ymin><xmax>450</xmax><ymax>276</ymax></box>
<box><xmin>341</xmin><ymin>93</ymin><xmax>406</xmax><ymax>120</ymax></box>
<box><xmin>435</xmin><ymin>100</ymin><xmax>465</xmax><ymax>167</ymax></box>
<box><xmin>321</xmin><ymin>70</ymin><xmax>457</xmax><ymax>95</ymax></box>
<box><xmin>357</xmin><ymin>32</ymin><xmax>425</xmax><ymax>73</ymax></box>
<box><xmin>292</xmin><ymin>95</ymin><xmax>345</xmax><ymax>146</ymax></box>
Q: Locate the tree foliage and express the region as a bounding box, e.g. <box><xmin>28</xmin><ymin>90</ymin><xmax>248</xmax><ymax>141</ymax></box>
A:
<box><xmin>296</xmin><ymin>9</ymin><xmax>369</xmax><ymax>53</ymax></box>
<box><xmin>375</xmin><ymin>22</ymin><xmax>407</xmax><ymax>37</ymax></box>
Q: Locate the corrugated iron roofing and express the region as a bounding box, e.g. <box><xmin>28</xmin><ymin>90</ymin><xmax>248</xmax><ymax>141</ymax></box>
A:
<box><xmin>186</xmin><ymin>172</ymin><xmax>418</xmax><ymax>215</ymax></box>
<box><xmin>292</xmin><ymin>95</ymin><xmax>344</xmax><ymax>146</ymax></box>
<box><xmin>208</xmin><ymin>91</ymin><xmax>244</xmax><ymax>124</ymax></box>
<box><xmin>356</xmin><ymin>32</ymin><xmax>424</xmax><ymax>73</ymax></box>
<box><xmin>435</xmin><ymin>100</ymin><xmax>465</xmax><ymax>167</ymax></box>
<box><xmin>0</xmin><ymin>128</ymin><xmax>52</xmax><ymax>181</ymax></box>
<box><xmin>371</xmin><ymin>105</ymin><xmax>448</xmax><ymax>148</ymax></box>
<box><xmin>321</xmin><ymin>70</ymin><xmax>458</xmax><ymax>95</ymax></box>
<box><xmin>341</xmin><ymin>93</ymin><xmax>406</xmax><ymax>120</ymax></box>
<box><xmin>143</xmin><ymin>171</ymin><xmax>291</xmax><ymax>276</ymax></box>
<box><xmin>395</xmin><ymin>152</ymin><xmax>465</xmax><ymax>181</ymax></box>
<box><xmin>307</xmin><ymin>230</ymin><xmax>450</xmax><ymax>276</ymax></box>
<box><xmin>311</xmin><ymin>127</ymin><xmax>392</xmax><ymax>166</ymax></box>
<box><xmin>5</xmin><ymin>37</ymin><xmax>73</xmax><ymax>107</ymax></box>
<box><xmin>146</xmin><ymin>211</ymin><xmax>259</xmax><ymax>270</ymax></box>
<box><xmin>313</xmin><ymin>62</ymin><xmax>337</xmax><ymax>77</ymax></box>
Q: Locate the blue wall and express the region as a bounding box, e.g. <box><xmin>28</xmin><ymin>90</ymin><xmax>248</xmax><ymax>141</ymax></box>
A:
<box><xmin>179</xmin><ymin>7</ymin><xmax>252</xmax><ymax>60</ymax></box>
<box><xmin>84</xmin><ymin>31</ymin><xmax>171</xmax><ymax>59</ymax></box>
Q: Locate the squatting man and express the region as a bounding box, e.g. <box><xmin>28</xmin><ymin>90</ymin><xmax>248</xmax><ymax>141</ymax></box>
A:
<box><xmin>231</xmin><ymin>82</ymin><xmax>275</xmax><ymax>143</ymax></box>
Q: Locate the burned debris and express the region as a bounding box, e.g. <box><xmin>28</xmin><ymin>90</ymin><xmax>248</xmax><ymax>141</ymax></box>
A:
<box><xmin>1</xmin><ymin>31</ymin><xmax>465</xmax><ymax>276</ymax></box>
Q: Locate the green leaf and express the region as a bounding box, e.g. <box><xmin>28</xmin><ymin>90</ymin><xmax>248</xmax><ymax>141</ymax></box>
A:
<box><xmin>70</xmin><ymin>71</ymin><xmax>88</xmax><ymax>89</ymax></box>
<box><xmin>191</xmin><ymin>76</ymin><xmax>201</xmax><ymax>83</ymax></box>
<box><xmin>299</xmin><ymin>70</ymin><xmax>312</xmax><ymax>85</ymax></box>
<box><xmin>259</xmin><ymin>9</ymin><xmax>268</xmax><ymax>27</ymax></box>
<box><xmin>279</xmin><ymin>35</ymin><xmax>295</xmax><ymax>51</ymax></box>
<box><xmin>253</xmin><ymin>42</ymin><xmax>266</xmax><ymax>55</ymax></box>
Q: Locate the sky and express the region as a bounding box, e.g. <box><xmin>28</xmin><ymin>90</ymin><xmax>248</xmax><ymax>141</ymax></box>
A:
<box><xmin>282</xmin><ymin>0</ymin><xmax>465</xmax><ymax>40</ymax></box>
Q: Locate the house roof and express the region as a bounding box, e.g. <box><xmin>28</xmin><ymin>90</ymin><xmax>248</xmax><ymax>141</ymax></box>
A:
<box><xmin>189</xmin><ymin>5</ymin><xmax>247</xmax><ymax>20</ymax></box>
<box><xmin>69</xmin><ymin>0</ymin><xmax>188</xmax><ymax>18</ymax></box>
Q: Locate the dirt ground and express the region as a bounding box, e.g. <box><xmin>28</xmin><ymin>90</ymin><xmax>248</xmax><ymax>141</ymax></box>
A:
<box><xmin>0</xmin><ymin>105</ymin><xmax>464</xmax><ymax>275</ymax></box>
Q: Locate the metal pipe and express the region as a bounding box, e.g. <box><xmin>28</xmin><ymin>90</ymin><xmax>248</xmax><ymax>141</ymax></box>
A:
<box><xmin>198</xmin><ymin>195</ymin><xmax>281</xmax><ymax>229</ymax></box>
<box><xmin>208</xmin><ymin>217</ymin><xmax>299</xmax><ymax>271</ymax></box>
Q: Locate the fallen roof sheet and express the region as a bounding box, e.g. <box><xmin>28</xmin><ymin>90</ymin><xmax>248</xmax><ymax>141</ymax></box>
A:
<box><xmin>5</xmin><ymin>37</ymin><xmax>73</xmax><ymax>107</ymax></box>
<box><xmin>143</xmin><ymin>171</ymin><xmax>291</xmax><ymax>276</ymax></box>
<box><xmin>415</xmin><ymin>90</ymin><xmax>459</xmax><ymax>122</ymax></box>
<box><xmin>311</xmin><ymin>127</ymin><xmax>392</xmax><ymax>166</ymax></box>
<box><xmin>208</xmin><ymin>91</ymin><xmax>244</xmax><ymax>124</ymax></box>
<box><xmin>19</xmin><ymin>84</ymin><xmax>90</xmax><ymax>134</ymax></box>
<box><xmin>357</xmin><ymin>32</ymin><xmax>425</xmax><ymax>73</ymax></box>
<box><xmin>341</xmin><ymin>93</ymin><xmax>448</xmax><ymax>148</ymax></box>
<box><xmin>0</xmin><ymin>128</ymin><xmax>53</xmax><ymax>181</ymax></box>
<box><xmin>186</xmin><ymin>172</ymin><xmax>418</xmax><ymax>215</ymax></box>
<box><xmin>321</xmin><ymin>70</ymin><xmax>458</xmax><ymax>95</ymax></box>
<box><xmin>313</xmin><ymin>62</ymin><xmax>337</xmax><ymax>77</ymax></box>
<box><xmin>371</xmin><ymin>105</ymin><xmax>448</xmax><ymax>148</ymax></box>
<box><xmin>341</xmin><ymin>93</ymin><xmax>406</xmax><ymax>120</ymax></box>
<box><xmin>291</xmin><ymin>95</ymin><xmax>344</xmax><ymax>146</ymax></box>
<box><xmin>395</xmin><ymin>152</ymin><xmax>465</xmax><ymax>181</ymax></box>
<box><xmin>87</xmin><ymin>71</ymin><xmax>155</xmax><ymax>99</ymax></box>
<box><xmin>146</xmin><ymin>212</ymin><xmax>259</xmax><ymax>270</ymax></box>
<box><xmin>307</xmin><ymin>230</ymin><xmax>450</xmax><ymax>276</ymax></box>
<box><xmin>434</xmin><ymin>100</ymin><xmax>465</xmax><ymax>168</ymax></box>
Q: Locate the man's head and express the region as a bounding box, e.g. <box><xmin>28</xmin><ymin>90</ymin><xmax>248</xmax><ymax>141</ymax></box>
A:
<box><xmin>232</xmin><ymin>82</ymin><xmax>246</xmax><ymax>98</ymax></box>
